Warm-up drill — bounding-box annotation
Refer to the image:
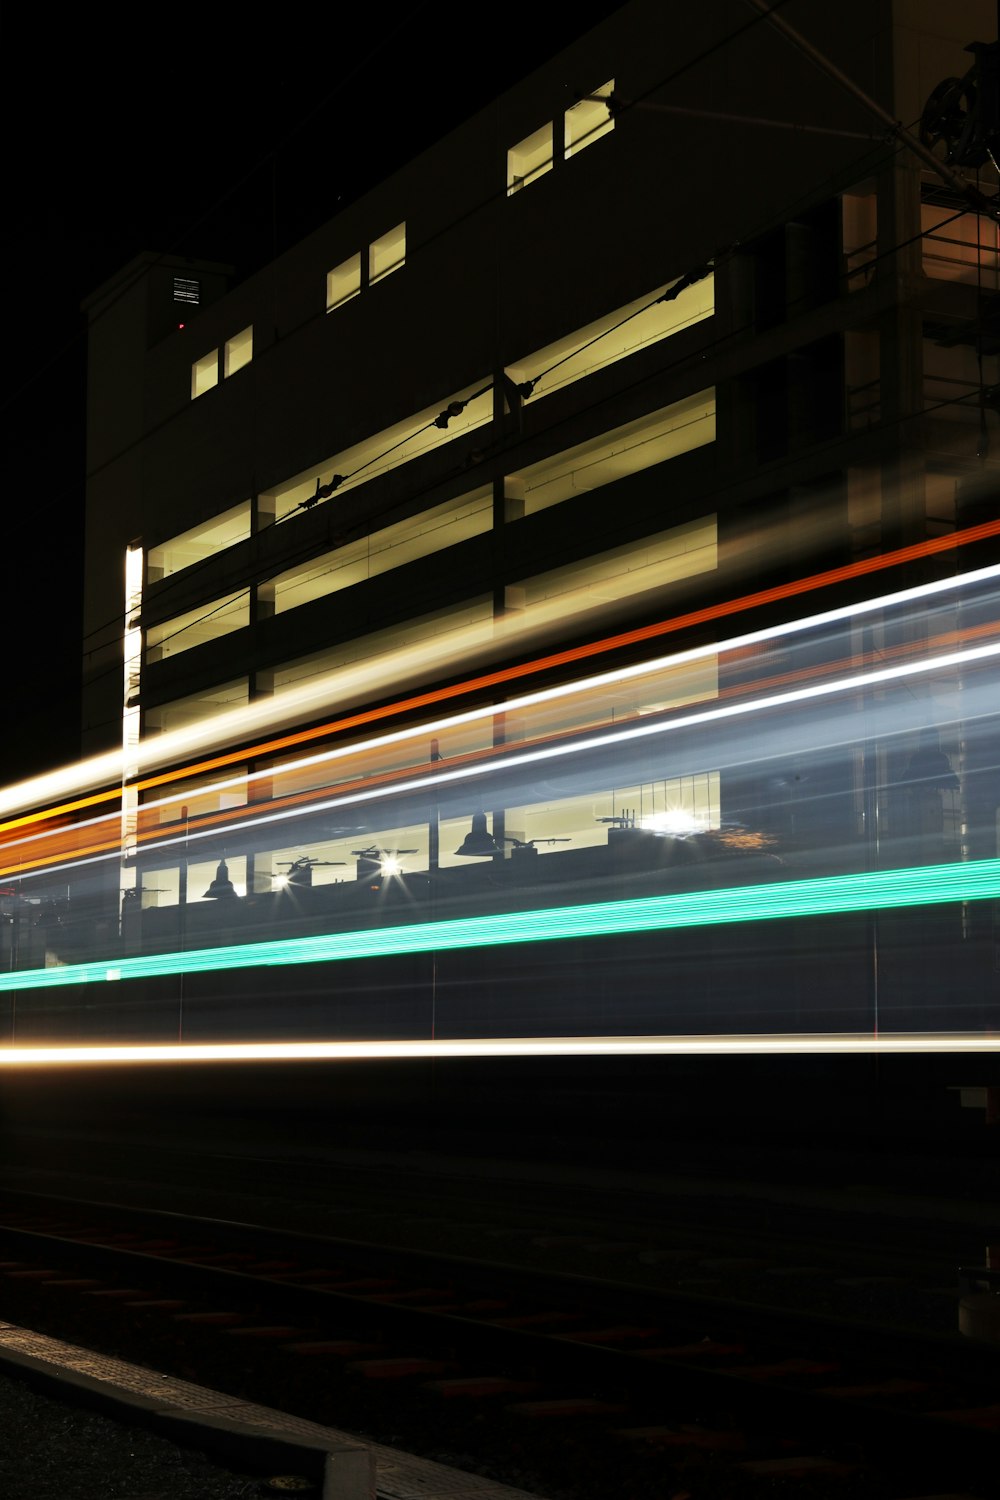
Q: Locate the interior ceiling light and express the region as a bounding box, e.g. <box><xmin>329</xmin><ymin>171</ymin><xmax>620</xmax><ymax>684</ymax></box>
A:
<box><xmin>202</xmin><ymin>858</ymin><xmax>237</xmax><ymax>899</ymax></box>
<box><xmin>454</xmin><ymin>811</ymin><xmax>504</xmax><ymax>857</ymax></box>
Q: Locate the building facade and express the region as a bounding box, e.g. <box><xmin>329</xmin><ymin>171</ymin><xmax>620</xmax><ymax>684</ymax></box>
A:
<box><xmin>75</xmin><ymin>0</ymin><xmax>1000</xmax><ymax>1005</ymax></box>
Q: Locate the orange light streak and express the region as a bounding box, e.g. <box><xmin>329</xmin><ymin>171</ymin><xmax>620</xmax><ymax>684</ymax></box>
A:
<box><xmin>4</xmin><ymin>515</ymin><xmax>1000</xmax><ymax>843</ymax></box>
<box><xmin>7</xmin><ymin>606</ymin><xmax>1000</xmax><ymax>884</ymax></box>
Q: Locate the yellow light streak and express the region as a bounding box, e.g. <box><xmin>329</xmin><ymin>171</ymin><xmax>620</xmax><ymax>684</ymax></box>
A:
<box><xmin>0</xmin><ymin>1034</ymin><xmax>998</xmax><ymax>1065</ymax></box>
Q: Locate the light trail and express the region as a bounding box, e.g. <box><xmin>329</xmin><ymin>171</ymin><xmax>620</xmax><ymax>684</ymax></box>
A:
<box><xmin>6</xmin><ymin>556</ymin><xmax>1000</xmax><ymax>885</ymax></box>
<box><xmin>13</xmin><ymin>612</ymin><xmax>1000</xmax><ymax>888</ymax></box>
<box><xmin>0</xmin><ymin>853</ymin><xmax>996</xmax><ymax>994</ymax></box>
<box><xmin>4</xmin><ymin>515</ymin><xmax>1000</xmax><ymax>832</ymax></box>
<box><xmin>0</xmin><ymin>1034</ymin><xmax>998</xmax><ymax>1064</ymax></box>
<box><xmin>5</xmin><ymin>618</ymin><xmax>1000</xmax><ymax>886</ymax></box>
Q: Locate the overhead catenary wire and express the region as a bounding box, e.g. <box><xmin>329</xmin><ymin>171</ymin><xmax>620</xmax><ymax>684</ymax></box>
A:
<box><xmin>74</xmin><ymin>72</ymin><xmax>945</xmax><ymax>664</ymax></box>
<box><xmin>745</xmin><ymin>0</ymin><xmax>1000</xmax><ymax>221</ymax></box>
<box><xmin>77</xmin><ymin>354</ymin><xmax>1000</xmax><ymax>753</ymax></box>
<box><xmin>76</xmin><ymin>157</ymin><xmax>987</xmax><ymax>721</ymax></box>
<box><xmin>59</xmin><ymin>4</ymin><xmax>886</xmax><ymax>627</ymax></box>
<box><xmin>56</xmin><ymin>13</ymin><xmax>1000</xmax><ymax>714</ymax></box>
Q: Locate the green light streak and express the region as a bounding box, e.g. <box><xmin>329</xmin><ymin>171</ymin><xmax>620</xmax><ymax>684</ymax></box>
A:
<box><xmin>2</xmin><ymin>856</ymin><xmax>995</xmax><ymax>996</ymax></box>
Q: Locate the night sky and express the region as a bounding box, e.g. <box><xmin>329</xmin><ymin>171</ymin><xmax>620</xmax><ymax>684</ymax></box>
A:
<box><xmin>0</xmin><ymin>4</ymin><xmax>625</xmax><ymax>789</ymax></box>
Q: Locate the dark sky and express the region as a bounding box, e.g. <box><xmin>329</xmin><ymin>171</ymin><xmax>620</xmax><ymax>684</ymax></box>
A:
<box><xmin>0</xmin><ymin>5</ymin><xmax>625</xmax><ymax>788</ymax></box>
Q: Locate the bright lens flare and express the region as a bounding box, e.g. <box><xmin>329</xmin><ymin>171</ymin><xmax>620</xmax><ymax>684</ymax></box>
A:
<box><xmin>4</xmin><ymin>517</ymin><xmax>1000</xmax><ymax>829</ymax></box>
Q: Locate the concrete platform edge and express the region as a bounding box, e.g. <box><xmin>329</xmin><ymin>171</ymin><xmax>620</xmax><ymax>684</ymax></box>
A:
<box><xmin>0</xmin><ymin>1321</ymin><xmax>541</xmax><ymax>1499</ymax></box>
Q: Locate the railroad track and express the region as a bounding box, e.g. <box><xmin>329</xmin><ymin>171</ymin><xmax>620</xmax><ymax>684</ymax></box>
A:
<box><xmin>0</xmin><ymin>1190</ymin><xmax>997</xmax><ymax>1498</ymax></box>
<box><xmin>1</xmin><ymin>1127</ymin><xmax>987</xmax><ymax>1338</ymax></box>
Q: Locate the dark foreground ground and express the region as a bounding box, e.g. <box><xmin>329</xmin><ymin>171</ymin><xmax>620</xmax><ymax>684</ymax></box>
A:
<box><xmin>1</xmin><ymin>1051</ymin><xmax>1000</xmax><ymax>1500</ymax></box>
<box><xmin>0</xmin><ymin>1369</ymin><xmax>264</xmax><ymax>1500</ymax></box>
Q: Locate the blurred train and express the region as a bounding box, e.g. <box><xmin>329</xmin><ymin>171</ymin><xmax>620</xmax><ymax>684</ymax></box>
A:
<box><xmin>4</xmin><ymin>520</ymin><xmax>1000</xmax><ymax>1057</ymax></box>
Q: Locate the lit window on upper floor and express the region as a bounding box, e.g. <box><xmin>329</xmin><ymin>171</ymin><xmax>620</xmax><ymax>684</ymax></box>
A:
<box><xmin>173</xmin><ymin>276</ymin><xmax>201</xmax><ymax>305</ymax></box>
<box><xmin>224</xmin><ymin>326</ymin><xmax>253</xmax><ymax>378</ymax></box>
<box><xmin>506</xmin><ymin>276</ymin><xmax>714</xmax><ymax>402</ymax></box>
<box><xmin>270</xmin><ymin>487</ymin><xmax>493</xmax><ymax>615</ymax></box>
<box><xmin>369</xmin><ymin>223</ymin><xmax>406</xmax><ymax>284</ymax></box>
<box><xmin>327</xmin><ymin>253</ymin><xmax>362</xmax><ymax>312</ymax></box>
<box><xmin>191</xmin><ymin>350</ymin><xmax>219</xmax><ymax>399</ymax></box>
<box><xmin>505</xmin><ymin>768</ymin><xmax>720</xmax><ymax>860</ymax></box>
<box><xmin>270</xmin><ymin>597</ymin><xmax>493</xmax><ymax>693</ymax></box>
<box><xmin>564</xmin><ymin>80</ymin><xmax>614</xmax><ymax>158</ymax></box>
<box><xmin>144</xmin><ymin>678</ymin><xmax>249</xmax><ymax>737</ymax></box>
<box><xmin>145</xmin><ymin>590</ymin><xmax>249</xmax><ymax>663</ymax></box>
<box><xmin>921</xmin><ymin>196</ymin><xmax>1000</xmax><ymax>290</ymax></box>
<box><xmin>517</xmin><ymin>514</ymin><xmax>718</xmax><ymax>611</ymax></box>
<box><xmin>147</xmin><ymin>502</ymin><xmax>251</xmax><ymax>582</ymax></box>
<box><xmin>266</xmin><ymin>377</ymin><xmax>493</xmax><ymax>521</ymax></box>
<box><xmin>507</xmin><ymin>123</ymin><xmax>554</xmax><ymax>195</ymax></box>
<box><xmin>141</xmin><ymin>766</ymin><xmax>248</xmax><ymax>827</ymax></box>
<box><xmin>507</xmin><ymin>392</ymin><xmax>716</xmax><ymax>517</ymax></box>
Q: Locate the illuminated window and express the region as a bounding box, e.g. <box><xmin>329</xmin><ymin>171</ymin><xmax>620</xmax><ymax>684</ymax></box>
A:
<box><xmin>507</xmin><ymin>278</ymin><xmax>714</xmax><ymax>401</ymax></box>
<box><xmin>922</xmin><ymin>198</ymin><xmax>1000</xmax><ymax>289</ymax></box>
<box><xmin>147</xmin><ymin>502</ymin><xmax>251</xmax><ymax>582</ymax></box>
<box><xmin>224</xmin><ymin>326</ymin><xmax>253</xmax><ymax>378</ymax></box>
<box><xmin>121</xmin><ymin>544</ymin><xmax>143</xmax><ymax>879</ymax></box>
<box><xmin>842</xmin><ymin>191</ymin><xmax>876</xmax><ymax>291</ymax></box>
<box><xmin>369</xmin><ymin>223</ymin><xmax>406</xmax><ymax>284</ymax></box>
<box><xmin>510</xmin><ymin>392</ymin><xmax>716</xmax><ymax>516</ymax></box>
<box><xmin>191</xmin><ymin>350</ymin><xmax>219</xmax><ymax>399</ymax></box>
<box><xmin>507</xmin><ymin>123</ymin><xmax>554</xmax><ymax>195</ymax></box>
<box><xmin>173</xmin><ymin>277</ymin><xmax>200</xmax><ymax>305</ymax></box>
<box><xmin>924</xmin><ymin>336</ymin><xmax>997</xmax><ymax>428</ymax></box>
<box><xmin>271</xmin><ymin>598</ymin><xmax>493</xmax><ymax>691</ymax></box>
<box><xmin>505</xmin><ymin>772</ymin><xmax>721</xmax><ymax>857</ymax></box>
<box><xmin>266</xmin><ymin>378</ymin><xmax>493</xmax><ymax>520</ymax></box>
<box><xmin>271</xmin><ymin>488</ymin><xmax>492</xmax><ymax>614</ymax></box>
<box><xmin>518</xmin><ymin>516</ymin><xmax>717</xmax><ymax>610</ymax></box>
<box><xmin>564</xmin><ymin>80</ymin><xmax>614</xmax><ymax>158</ymax></box>
<box><xmin>143</xmin><ymin>678</ymin><xmax>249</xmax><ymax>736</ymax></box>
<box><xmin>141</xmin><ymin>767</ymin><xmax>248</xmax><ymax>828</ymax></box>
<box><xmin>145</xmin><ymin>591</ymin><xmax>249</xmax><ymax>663</ymax></box>
<box><xmin>326</xmin><ymin>253</ymin><xmax>362</xmax><ymax>311</ymax></box>
<box><xmin>188</xmin><ymin>854</ymin><xmax>247</xmax><ymax>901</ymax></box>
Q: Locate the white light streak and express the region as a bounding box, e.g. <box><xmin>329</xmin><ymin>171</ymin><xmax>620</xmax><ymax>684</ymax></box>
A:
<box><xmin>4</xmin><ymin>558</ymin><xmax>1000</xmax><ymax>823</ymax></box>
<box><xmin>10</xmin><ymin>628</ymin><xmax>1000</xmax><ymax>887</ymax></box>
<box><xmin>0</xmin><ymin>1033</ymin><xmax>999</xmax><ymax>1065</ymax></box>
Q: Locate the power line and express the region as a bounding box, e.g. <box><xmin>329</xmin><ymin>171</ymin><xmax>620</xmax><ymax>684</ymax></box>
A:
<box><xmin>39</xmin><ymin>18</ymin><xmax>994</xmax><ymax>723</ymax></box>
<box><xmin>73</xmin><ymin>115</ymin><xmax>959</xmax><ymax>687</ymax></box>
